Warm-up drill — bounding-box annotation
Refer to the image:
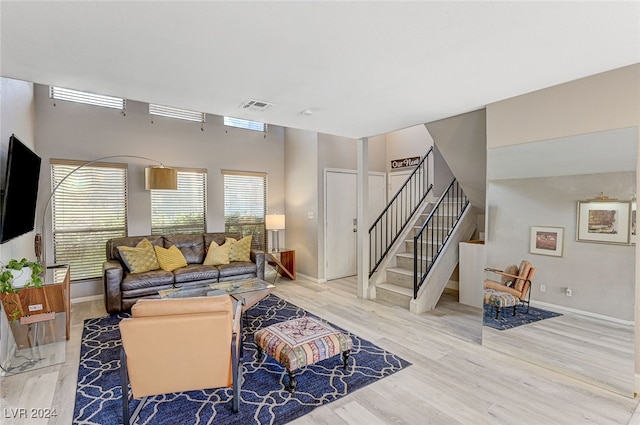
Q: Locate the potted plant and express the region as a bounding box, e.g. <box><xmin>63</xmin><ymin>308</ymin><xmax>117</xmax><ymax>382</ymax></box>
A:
<box><xmin>0</xmin><ymin>258</ymin><xmax>44</xmax><ymax>321</ymax></box>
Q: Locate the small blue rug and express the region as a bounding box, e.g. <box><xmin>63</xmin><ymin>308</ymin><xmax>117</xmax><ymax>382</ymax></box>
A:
<box><xmin>73</xmin><ymin>294</ymin><xmax>410</xmax><ymax>425</ymax></box>
<box><xmin>483</xmin><ymin>304</ymin><xmax>562</xmax><ymax>331</ymax></box>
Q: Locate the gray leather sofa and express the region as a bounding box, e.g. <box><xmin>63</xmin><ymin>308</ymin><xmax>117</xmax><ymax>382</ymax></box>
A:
<box><xmin>103</xmin><ymin>232</ymin><xmax>265</xmax><ymax>313</ymax></box>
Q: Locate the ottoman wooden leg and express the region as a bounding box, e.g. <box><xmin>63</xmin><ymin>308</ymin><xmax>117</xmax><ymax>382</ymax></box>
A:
<box><xmin>342</xmin><ymin>350</ymin><xmax>350</xmax><ymax>369</ymax></box>
<box><xmin>286</xmin><ymin>370</ymin><xmax>297</xmax><ymax>393</ymax></box>
<box><xmin>256</xmin><ymin>346</ymin><xmax>263</xmax><ymax>361</ymax></box>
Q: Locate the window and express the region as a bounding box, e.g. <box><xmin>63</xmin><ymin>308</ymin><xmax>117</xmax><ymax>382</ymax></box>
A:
<box><xmin>149</xmin><ymin>104</ymin><xmax>206</xmax><ymax>123</ymax></box>
<box><xmin>223</xmin><ymin>116</ymin><xmax>266</xmax><ymax>132</ymax></box>
<box><xmin>151</xmin><ymin>169</ymin><xmax>207</xmax><ymax>235</ymax></box>
<box><xmin>223</xmin><ymin>171</ymin><xmax>266</xmax><ymax>250</ymax></box>
<box><xmin>49</xmin><ymin>86</ymin><xmax>126</xmax><ymax>110</ymax></box>
<box><xmin>51</xmin><ymin>160</ymin><xmax>127</xmax><ymax>281</ymax></box>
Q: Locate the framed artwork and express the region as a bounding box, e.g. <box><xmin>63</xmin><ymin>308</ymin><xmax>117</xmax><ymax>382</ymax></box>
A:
<box><xmin>530</xmin><ymin>226</ymin><xmax>564</xmax><ymax>257</ymax></box>
<box><xmin>631</xmin><ymin>201</ymin><xmax>636</xmax><ymax>245</ymax></box>
<box><xmin>576</xmin><ymin>200</ymin><xmax>631</xmax><ymax>244</ymax></box>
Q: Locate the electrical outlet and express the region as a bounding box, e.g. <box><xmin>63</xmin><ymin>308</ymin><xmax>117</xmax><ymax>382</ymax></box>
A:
<box><xmin>540</xmin><ymin>284</ymin><xmax>546</xmax><ymax>293</ymax></box>
<box><xmin>565</xmin><ymin>288</ymin><xmax>572</xmax><ymax>297</ymax></box>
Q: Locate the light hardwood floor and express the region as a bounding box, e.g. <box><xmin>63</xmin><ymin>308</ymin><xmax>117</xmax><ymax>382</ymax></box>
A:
<box><xmin>1</xmin><ymin>276</ymin><xmax>639</xmax><ymax>424</ymax></box>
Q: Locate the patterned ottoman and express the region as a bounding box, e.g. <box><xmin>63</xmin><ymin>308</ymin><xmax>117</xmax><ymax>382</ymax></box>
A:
<box><xmin>253</xmin><ymin>316</ymin><xmax>353</xmax><ymax>392</ymax></box>
<box><xmin>484</xmin><ymin>289</ymin><xmax>519</xmax><ymax>318</ymax></box>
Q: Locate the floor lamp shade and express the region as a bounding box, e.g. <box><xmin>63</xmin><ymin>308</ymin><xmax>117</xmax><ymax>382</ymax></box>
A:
<box><xmin>266</xmin><ymin>214</ymin><xmax>285</xmax><ymax>251</ymax></box>
<box><xmin>145</xmin><ymin>166</ymin><xmax>178</xmax><ymax>190</ymax></box>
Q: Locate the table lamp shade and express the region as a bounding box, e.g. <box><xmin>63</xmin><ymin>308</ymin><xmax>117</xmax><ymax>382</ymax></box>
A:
<box><xmin>265</xmin><ymin>214</ymin><xmax>285</xmax><ymax>230</ymax></box>
<box><xmin>145</xmin><ymin>166</ymin><xmax>178</xmax><ymax>190</ymax></box>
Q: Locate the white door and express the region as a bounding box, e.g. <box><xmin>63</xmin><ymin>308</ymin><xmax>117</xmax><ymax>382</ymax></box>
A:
<box><xmin>389</xmin><ymin>170</ymin><xmax>412</xmax><ymax>200</ymax></box>
<box><xmin>368</xmin><ymin>174</ymin><xmax>386</xmax><ymax>226</ymax></box>
<box><xmin>326</xmin><ymin>171</ymin><xmax>357</xmax><ymax>280</ymax></box>
<box><xmin>325</xmin><ymin>171</ymin><xmax>386</xmax><ymax>280</ymax></box>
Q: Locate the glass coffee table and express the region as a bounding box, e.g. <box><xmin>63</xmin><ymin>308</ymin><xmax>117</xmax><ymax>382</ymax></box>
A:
<box><xmin>158</xmin><ymin>277</ymin><xmax>275</xmax><ymax>314</ymax></box>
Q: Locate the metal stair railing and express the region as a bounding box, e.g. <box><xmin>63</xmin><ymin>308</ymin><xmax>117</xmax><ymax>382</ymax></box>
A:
<box><xmin>369</xmin><ymin>147</ymin><xmax>433</xmax><ymax>277</ymax></box>
<box><xmin>413</xmin><ymin>178</ymin><xmax>469</xmax><ymax>298</ymax></box>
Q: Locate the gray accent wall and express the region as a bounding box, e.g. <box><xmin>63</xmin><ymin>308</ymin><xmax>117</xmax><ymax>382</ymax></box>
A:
<box><xmin>32</xmin><ymin>83</ymin><xmax>286</xmax><ymax>298</ymax></box>
<box><xmin>487</xmin><ymin>171</ymin><xmax>636</xmax><ymax>320</ymax></box>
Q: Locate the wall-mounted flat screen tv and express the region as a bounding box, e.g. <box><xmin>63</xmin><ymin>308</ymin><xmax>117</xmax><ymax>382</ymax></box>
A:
<box><xmin>0</xmin><ymin>134</ymin><xmax>42</xmax><ymax>243</ymax></box>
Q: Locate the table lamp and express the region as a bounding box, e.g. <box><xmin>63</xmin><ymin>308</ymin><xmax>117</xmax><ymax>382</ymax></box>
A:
<box><xmin>265</xmin><ymin>214</ymin><xmax>285</xmax><ymax>252</ymax></box>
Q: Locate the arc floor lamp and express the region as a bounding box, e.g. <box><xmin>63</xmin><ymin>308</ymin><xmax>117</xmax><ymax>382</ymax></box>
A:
<box><xmin>36</xmin><ymin>155</ymin><xmax>178</xmax><ymax>267</ymax></box>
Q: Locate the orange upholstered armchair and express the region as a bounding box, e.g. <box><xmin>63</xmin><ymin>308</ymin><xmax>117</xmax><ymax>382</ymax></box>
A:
<box><xmin>119</xmin><ymin>296</ymin><xmax>243</xmax><ymax>425</ymax></box>
<box><xmin>483</xmin><ymin>260</ymin><xmax>535</xmax><ymax>318</ymax></box>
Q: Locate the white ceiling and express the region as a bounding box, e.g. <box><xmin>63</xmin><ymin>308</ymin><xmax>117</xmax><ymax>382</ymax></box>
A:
<box><xmin>1</xmin><ymin>1</ymin><xmax>639</xmax><ymax>139</ymax></box>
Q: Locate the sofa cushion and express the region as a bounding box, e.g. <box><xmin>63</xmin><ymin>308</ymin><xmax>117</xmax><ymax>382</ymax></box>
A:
<box><xmin>120</xmin><ymin>269</ymin><xmax>175</xmax><ymax>295</ymax></box>
<box><xmin>173</xmin><ymin>264</ymin><xmax>220</xmax><ymax>284</ymax></box>
<box><xmin>107</xmin><ymin>235</ymin><xmax>163</xmax><ymax>263</ymax></box>
<box><xmin>154</xmin><ymin>245</ymin><xmax>188</xmax><ymax>272</ymax></box>
<box><xmin>203</xmin><ymin>241</ymin><xmax>230</xmax><ymax>266</ymax></box>
<box><xmin>217</xmin><ymin>261</ymin><xmax>257</xmax><ymax>278</ymax></box>
<box><xmin>164</xmin><ymin>234</ymin><xmax>206</xmax><ymax>264</ymax></box>
<box><xmin>117</xmin><ymin>238</ymin><xmax>160</xmax><ymax>274</ymax></box>
<box><xmin>226</xmin><ymin>236</ymin><xmax>252</xmax><ymax>262</ymax></box>
<box><xmin>204</xmin><ymin>233</ymin><xmax>240</xmax><ymax>250</ymax></box>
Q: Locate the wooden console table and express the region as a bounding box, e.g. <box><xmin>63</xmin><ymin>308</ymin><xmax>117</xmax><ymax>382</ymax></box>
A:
<box><xmin>267</xmin><ymin>249</ymin><xmax>296</xmax><ymax>280</ymax></box>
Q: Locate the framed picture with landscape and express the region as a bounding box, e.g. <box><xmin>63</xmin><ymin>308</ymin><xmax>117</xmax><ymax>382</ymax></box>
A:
<box><xmin>530</xmin><ymin>226</ymin><xmax>564</xmax><ymax>257</ymax></box>
<box><xmin>576</xmin><ymin>200</ymin><xmax>631</xmax><ymax>245</ymax></box>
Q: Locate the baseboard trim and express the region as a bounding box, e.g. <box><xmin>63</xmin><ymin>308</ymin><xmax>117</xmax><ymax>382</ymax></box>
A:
<box><xmin>71</xmin><ymin>294</ymin><xmax>103</xmax><ymax>304</ymax></box>
<box><xmin>294</xmin><ymin>273</ymin><xmax>326</xmax><ymax>284</ymax></box>
<box><xmin>531</xmin><ymin>300</ymin><xmax>634</xmax><ymax>326</ymax></box>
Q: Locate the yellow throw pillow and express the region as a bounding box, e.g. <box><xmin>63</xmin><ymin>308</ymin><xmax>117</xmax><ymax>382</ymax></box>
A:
<box><xmin>203</xmin><ymin>241</ymin><xmax>230</xmax><ymax>266</ymax></box>
<box><xmin>225</xmin><ymin>235</ymin><xmax>252</xmax><ymax>262</ymax></box>
<box><xmin>154</xmin><ymin>245</ymin><xmax>188</xmax><ymax>272</ymax></box>
<box><xmin>117</xmin><ymin>238</ymin><xmax>160</xmax><ymax>274</ymax></box>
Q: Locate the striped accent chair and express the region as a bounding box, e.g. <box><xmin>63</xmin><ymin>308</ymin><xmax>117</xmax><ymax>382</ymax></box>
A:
<box><xmin>483</xmin><ymin>260</ymin><xmax>535</xmax><ymax>319</ymax></box>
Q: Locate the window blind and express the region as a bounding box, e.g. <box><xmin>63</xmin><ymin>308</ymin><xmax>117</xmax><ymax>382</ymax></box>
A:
<box><xmin>51</xmin><ymin>160</ymin><xmax>128</xmax><ymax>281</ymax></box>
<box><xmin>49</xmin><ymin>86</ymin><xmax>126</xmax><ymax>110</ymax></box>
<box><xmin>151</xmin><ymin>169</ymin><xmax>207</xmax><ymax>235</ymax></box>
<box><xmin>223</xmin><ymin>171</ymin><xmax>267</xmax><ymax>249</ymax></box>
<box><xmin>223</xmin><ymin>116</ymin><xmax>266</xmax><ymax>132</ymax></box>
<box><xmin>149</xmin><ymin>104</ymin><xmax>206</xmax><ymax>123</ymax></box>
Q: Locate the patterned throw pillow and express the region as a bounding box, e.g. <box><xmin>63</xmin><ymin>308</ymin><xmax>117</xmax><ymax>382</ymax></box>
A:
<box><xmin>203</xmin><ymin>240</ymin><xmax>230</xmax><ymax>266</ymax></box>
<box><xmin>117</xmin><ymin>238</ymin><xmax>160</xmax><ymax>274</ymax></box>
<box><xmin>225</xmin><ymin>235</ymin><xmax>252</xmax><ymax>262</ymax></box>
<box><xmin>154</xmin><ymin>245</ymin><xmax>188</xmax><ymax>272</ymax></box>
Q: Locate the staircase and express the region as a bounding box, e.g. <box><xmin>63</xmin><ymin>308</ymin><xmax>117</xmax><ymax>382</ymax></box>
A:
<box><xmin>376</xmin><ymin>194</ymin><xmax>471</xmax><ymax>311</ymax></box>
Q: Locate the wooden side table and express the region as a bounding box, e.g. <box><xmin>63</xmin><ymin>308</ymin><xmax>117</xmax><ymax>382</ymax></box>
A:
<box><xmin>267</xmin><ymin>249</ymin><xmax>296</xmax><ymax>280</ymax></box>
<box><xmin>0</xmin><ymin>265</ymin><xmax>70</xmax><ymax>341</ymax></box>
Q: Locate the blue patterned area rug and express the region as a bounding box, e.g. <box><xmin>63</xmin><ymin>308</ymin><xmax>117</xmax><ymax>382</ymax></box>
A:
<box><xmin>73</xmin><ymin>294</ymin><xmax>411</xmax><ymax>425</ymax></box>
<box><xmin>483</xmin><ymin>304</ymin><xmax>562</xmax><ymax>331</ymax></box>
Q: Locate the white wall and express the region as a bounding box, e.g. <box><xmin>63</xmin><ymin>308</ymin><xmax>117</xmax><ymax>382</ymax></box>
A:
<box><xmin>0</xmin><ymin>78</ymin><xmax>36</xmax><ymax>264</ymax></box>
<box><xmin>385</xmin><ymin>125</ymin><xmax>432</xmax><ymax>172</ymax></box>
<box><xmin>33</xmin><ymin>83</ymin><xmax>286</xmax><ymax>296</ymax></box>
<box><xmin>1</xmin><ymin>78</ymin><xmax>37</xmax><ymax>365</ymax></box>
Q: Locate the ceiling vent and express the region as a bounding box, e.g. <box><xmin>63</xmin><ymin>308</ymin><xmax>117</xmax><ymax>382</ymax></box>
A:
<box><xmin>239</xmin><ymin>99</ymin><xmax>275</xmax><ymax>112</ymax></box>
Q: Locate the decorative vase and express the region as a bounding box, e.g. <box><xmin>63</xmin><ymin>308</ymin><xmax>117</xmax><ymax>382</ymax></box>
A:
<box><xmin>10</xmin><ymin>267</ymin><xmax>31</xmax><ymax>288</ymax></box>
